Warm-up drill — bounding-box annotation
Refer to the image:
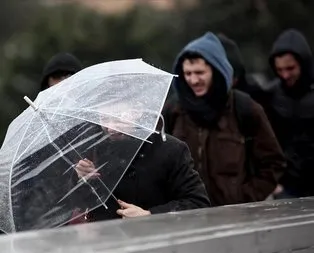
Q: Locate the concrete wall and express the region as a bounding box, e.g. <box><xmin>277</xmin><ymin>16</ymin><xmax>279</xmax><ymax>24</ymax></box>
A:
<box><xmin>1</xmin><ymin>197</ymin><xmax>314</xmax><ymax>253</ymax></box>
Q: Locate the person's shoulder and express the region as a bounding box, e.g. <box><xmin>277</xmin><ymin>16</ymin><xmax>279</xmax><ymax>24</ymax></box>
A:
<box><xmin>164</xmin><ymin>134</ymin><xmax>185</xmax><ymax>144</ymax></box>
<box><xmin>233</xmin><ymin>89</ymin><xmax>266</xmax><ymax>122</ymax></box>
<box><xmin>162</xmin><ymin>134</ymin><xmax>189</xmax><ymax>152</ymax></box>
<box><xmin>264</xmin><ymin>78</ymin><xmax>280</xmax><ymax>93</ymax></box>
<box><xmin>163</xmin><ymin>99</ymin><xmax>184</xmax><ymax>115</ymax></box>
<box><xmin>249</xmin><ymin>77</ymin><xmax>279</xmax><ymax>106</ymax></box>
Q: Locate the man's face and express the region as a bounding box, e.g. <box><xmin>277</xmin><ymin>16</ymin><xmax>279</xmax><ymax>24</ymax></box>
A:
<box><xmin>48</xmin><ymin>73</ymin><xmax>72</xmax><ymax>87</ymax></box>
<box><xmin>100</xmin><ymin>109</ymin><xmax>142</xmax><ymax>140</ymax></box>
<box><xmin>182</xmin><ymin>58</ymin><xmax>213</xmax><ymax>97</ymax></box>
<box><xmin>274</xmin><ymin>54</ymin><xmax>301</xmax><ymax>87</ymax></box>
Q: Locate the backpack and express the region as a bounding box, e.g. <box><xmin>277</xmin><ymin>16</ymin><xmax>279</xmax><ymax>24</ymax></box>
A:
<box><xmin>233</xmin><ymin>90</ymin><xmax>258</xmax><ymax>177</ymax></box>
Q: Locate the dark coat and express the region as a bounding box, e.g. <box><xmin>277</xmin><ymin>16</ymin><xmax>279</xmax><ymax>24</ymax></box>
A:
<box><xmin>88</xmin><ymin>133</ymin><xmax>211</xmax><ymax>221</ymax></box>
<box><xmin>172</xmin><ymin>92</ymin><xmax>286</xmax><ymax>206</ymax></box>
<box><xmin>261</xmin><ymin>29</ymin><xmax>314</xmax><ymax>196</ymax></box>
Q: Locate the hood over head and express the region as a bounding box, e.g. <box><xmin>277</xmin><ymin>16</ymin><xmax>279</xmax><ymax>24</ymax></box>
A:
<box><xmin>173</xmin><ymin>32</ymin><xmax>233</xmax><ymax>125</ymax></box>
<box><xmin>269</xmin><ymin>29</ymin><xmax>313</xmax><ymax>94</ymax></box>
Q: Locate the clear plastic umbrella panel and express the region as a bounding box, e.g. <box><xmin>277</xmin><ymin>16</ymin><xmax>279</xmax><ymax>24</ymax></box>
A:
<box><xmin>0</xmin><ymin>59</ymin><xmax>174</xmax><ymax>233</ymax></box>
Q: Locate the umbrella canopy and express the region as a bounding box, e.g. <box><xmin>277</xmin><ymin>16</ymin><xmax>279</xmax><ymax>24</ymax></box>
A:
<box><xmin>0</xmin><ymin>59</ymin><xmax>174</xmax><ymax>233</ymax></box>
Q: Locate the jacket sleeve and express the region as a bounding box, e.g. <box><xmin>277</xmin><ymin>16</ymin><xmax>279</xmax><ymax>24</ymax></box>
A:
<box><xmin>149</xmin><ymin>143</ymin><xmax>211</xmax><ymax>214</ymax></box>
<box><xmin>241</xmin><ymin>100</ymin><xmax>286</xmax><ymax>202</ymax></box>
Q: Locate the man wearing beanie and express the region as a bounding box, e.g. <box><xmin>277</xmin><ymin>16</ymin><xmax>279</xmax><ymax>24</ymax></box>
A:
<box><xmin>40</xmin><ymin>52</ymin><xmax>83</xmax><ymax>91</ymax></box>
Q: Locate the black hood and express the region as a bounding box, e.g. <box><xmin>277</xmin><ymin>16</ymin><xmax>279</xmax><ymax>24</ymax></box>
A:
<box><xmin>269</xmin><ymin>29</ymin><xmax>313</xmax><ymax>85</ymax></box>
<box><xmin>41</xmin><ymin>53</ymin><xmax>82</xmax><ymax>91</ymax></box>
<box><xmin>217</xmin><ymin>34</ymin><xmax>245</xmax><ymax>81</ymax></box>
<box><xmin>217</xmin><ymin>34</ymin><xmax>258</xmax><ymax>94</ymax></box>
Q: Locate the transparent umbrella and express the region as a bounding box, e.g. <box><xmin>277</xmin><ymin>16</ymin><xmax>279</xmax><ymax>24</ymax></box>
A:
<box><xmin>0</xmin><ymin>59</ymin><xmax>174</xmax><ymax>233</ymax></box>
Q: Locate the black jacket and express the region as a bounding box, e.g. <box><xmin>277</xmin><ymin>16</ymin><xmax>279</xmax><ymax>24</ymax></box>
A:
<box><xmin>89</xmin><ymin>133</ymin><xmax>211</xmax><ymax>221</ymax></box>
<box><xmin>262</xmin><ymin>29</ymin><xmax>314</xmax><ymax>196</ymax></box>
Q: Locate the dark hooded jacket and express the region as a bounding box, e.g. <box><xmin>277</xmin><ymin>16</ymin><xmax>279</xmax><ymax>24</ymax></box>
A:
<box><xmin>41</xmin><ymin>53</ymin><xmax>82</xmax><ymax>91</ymax></box>
<box><xmin>168</xmin><ymin>32</ymin><xmax>286</xmax><ymax>206</ymax></box>
<box><xmin>269</xmin><ymin>29</ymin><xmax>314</xmax><ymax>93</ymax></box>
<box><xmin>217</xmin><ymin>34</ymin><xmax>263</xmax><ymax>99</ymax></box>
<box><xmin>263</xmin><ymin>29</ymin><xmax>314</xmax><ymax>196</ymax></box>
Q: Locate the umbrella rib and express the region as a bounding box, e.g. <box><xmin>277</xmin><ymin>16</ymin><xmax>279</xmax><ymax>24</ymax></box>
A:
<box><xmin>154</xmin><ymin>80</ymin><xmax>172</xmax><ymax>131</ymax></box>
<box><xmin>39</xmin><ymin>116</ymin><xmax>72</xmax><ymax>156</ymax></box>
<box><xmin>58</xmin><ymin>161</ymin><xmax>109</xmax><ymax>203</ymax></box>
<box><xmin>37</xmin><ymin>80</ymin><xmax>71</xmax><ymax>109</ymax></box>
<box><xmin>41</xmin><ymin>108</ymin><xmax>157</xmax><ymax>137</ymax></box>
<box><xmin>13</xmin><ymin>125</ymin><xmax>47</xmax><ymax>166</ymax></box>
<box><xmin>38</xmin><ymin>117</ymin><xmax>90</xmax><ymax>183</ymax></box>
<box><xmin>49</xmin><ymin>92</ymin><xmax>68</xmax><ymax>121</ymax></box>
<box><xmin>38</xmin><ymin>113</ymin><xmax>84</xmax><ymax>160</ymax></box>
<box><xmin>38</xmin><ymin>114</ymin><xmax>113</xmax><ymax>209</ymax></box>
<box><xmin>102</xmin><ymin>140</ymin><xmax>145</xmax><ymax>205</ymax></box>
<box><xmin>10</xmin><ymin>113</ymin><xmax>38</xmax><ymax>166</ymax></box>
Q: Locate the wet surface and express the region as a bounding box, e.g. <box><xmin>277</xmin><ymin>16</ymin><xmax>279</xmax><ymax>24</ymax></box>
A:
<box><xmin>1</xmin><ymin>197</ymin><xmax>314</xmax><ymax>252</ymax></box>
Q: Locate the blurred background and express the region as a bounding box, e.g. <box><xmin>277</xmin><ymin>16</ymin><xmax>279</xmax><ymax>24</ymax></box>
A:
<box><xmin>0</xmin><ymin>0</ymin><xmax>313</xmax><ymax>143</ymax></box>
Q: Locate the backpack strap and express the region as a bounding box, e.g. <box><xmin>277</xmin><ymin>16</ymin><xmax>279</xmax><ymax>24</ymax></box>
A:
<box><xmin>233</xmin><ymin>90</ymin><xmax>257</xmax><ymax>176</ymax></box>
<box><xmin>233</xmin><ymin>90</ymin><xmax>254</xmax><ymax>136</ymax></box>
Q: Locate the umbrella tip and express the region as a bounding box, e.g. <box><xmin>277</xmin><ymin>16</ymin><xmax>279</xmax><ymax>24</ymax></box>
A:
<box><xmin>24</xmin><ymin>96</ymin><xmax>38</xmax><ymax>111</ymax></box>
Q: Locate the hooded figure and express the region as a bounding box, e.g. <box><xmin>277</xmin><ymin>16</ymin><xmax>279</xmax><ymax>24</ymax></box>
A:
<box><xmin>168</xmin><ymin>32</ymin><xmax>285</xmax><ymax>206</ymax></box>
<box><xmin>217</xmin><ymin>34</ymin><xmax>263</xmax><ymax>98</ymax></box>
<box><xmin>41</xmin><ymin>53</ymin><xmax>82</xmax><ymax>91</ymax></box>
<box><xmin>163</xmin><ymin>33</ymin><xmax>232</xmax><ymax>133</ymax></box>
<box><xmin>263</xmin><ymin>29</ymin><xmax>314</xmax><ymax>198</ymax></box>
<box><xmin>173</xmin><ymin>32</ymin><xmax>233</xmax><ymax>127</ymax></box>
<box><xmin>269</xmin><ymin>29</ymin><xmax>314</xmax><ymax>96</ymax></box>
<box><xmin>217</xmin><ymin>34</ymin><xmax>245</xmax><ymax>84</ymax></box>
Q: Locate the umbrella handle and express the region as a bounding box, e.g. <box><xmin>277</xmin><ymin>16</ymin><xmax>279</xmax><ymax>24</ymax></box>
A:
<box><xmin>159</xmin><ymin>115</ymin><xmax>167</xmax><ymax>142</ymax></box>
